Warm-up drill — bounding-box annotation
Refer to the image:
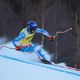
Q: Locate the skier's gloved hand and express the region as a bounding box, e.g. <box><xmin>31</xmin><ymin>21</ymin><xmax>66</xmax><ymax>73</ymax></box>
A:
<box><xmin>16</xmin><ymin>46</ymin><xmax>21</xmax><ymax>50</ymax></box>
<box><xmin>49</xmin><ymin>36</ymin><xmax>56</xmax><ymax>41</ymax></box>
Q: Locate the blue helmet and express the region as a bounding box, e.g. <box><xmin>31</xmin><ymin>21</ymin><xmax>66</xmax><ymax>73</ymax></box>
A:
<box><xmin>27</xmin><ymin>21</ymin><xmax>37</xmax><ymax>30</ymax></box>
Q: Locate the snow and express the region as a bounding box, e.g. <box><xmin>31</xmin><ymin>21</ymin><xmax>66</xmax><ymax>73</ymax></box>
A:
<box><xmin>0</xmin><ymin>36</ymin><xmax>8</xmax><ymax>44</ymax></box>
<box><xmin>0</xmin><ymin>42</ymin><xmax>80</xmax><ymax>80</ymax></box>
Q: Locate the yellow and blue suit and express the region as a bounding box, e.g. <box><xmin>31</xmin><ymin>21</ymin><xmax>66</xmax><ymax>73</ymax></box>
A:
<box><xmin>13</xmin><ymin>27</ymin><xmax>51</xmax><ymax>61</ymax></box>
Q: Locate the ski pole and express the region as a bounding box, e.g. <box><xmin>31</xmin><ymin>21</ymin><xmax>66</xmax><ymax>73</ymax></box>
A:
<box><xmin>0</xmin><ymin>46</ymin><xmax>15</xmax><ymax>50</ymax></box>
<box><xmin>54</xmin><ymin>27</ymin><xmax>72</xmax><ymax>37</ymax></box>
<box><xmin>53</xmin><ymin>27</ymin><xmax>72</xmax><ymax>63</ymax></box>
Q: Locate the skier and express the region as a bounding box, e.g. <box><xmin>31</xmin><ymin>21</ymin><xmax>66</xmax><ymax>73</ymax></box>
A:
<box><xmin>13</xmin><ymin>20</ymin><xmax>55</xmax><ymax>64</ymax></box>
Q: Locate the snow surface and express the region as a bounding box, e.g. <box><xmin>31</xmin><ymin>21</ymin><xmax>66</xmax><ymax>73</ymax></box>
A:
<box><xmin>0</xmin><ymin>36</ymin><xmax>8</xmax><ymax>44</ymax></box>
<box><xmin>0</xmin><ymin>42</ymin><xmax>80</xmax><ymax>80</ymax></box>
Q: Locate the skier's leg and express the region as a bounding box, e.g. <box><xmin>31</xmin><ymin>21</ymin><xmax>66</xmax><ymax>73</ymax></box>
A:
<box><xmin>21</xmin><ymin>46</ymin><xmax>35</xmax><ymax>52</ymax></box>
<box><xmin>35</xmin><ymin>48</ymin><xmax>51</xmax><ymax>64</ymax></box>
<box><xmin>21</xmin><ymin>43</ymin><xmax>35</xmax><ymax>52</ymax></box>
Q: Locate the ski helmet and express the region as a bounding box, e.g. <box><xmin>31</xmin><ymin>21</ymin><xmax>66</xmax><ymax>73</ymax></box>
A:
<box><xmin>27</xmin><ymin>21</ymin><xmax>37</xmax><ymax>30</ymax></box>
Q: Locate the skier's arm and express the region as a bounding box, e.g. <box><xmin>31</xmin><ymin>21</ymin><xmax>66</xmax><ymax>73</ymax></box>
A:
<box><xmin>35</xmin><ymin>28</ymin><xmax>51</xmax><ymax>36</ymax></box>
<box><xmin>14</xmin><ymin>29</ymin><xmax>26</xmax><ymax>41</ymax></box>
<box><xmin>13</xmin><ymin>29</ymin><xmax>26</xmax><ymax>49</ymax></box>
<box><xmin>35</xmin><ymin>28</ymin><xmax>55</xmax><ymax>41</ymax></box>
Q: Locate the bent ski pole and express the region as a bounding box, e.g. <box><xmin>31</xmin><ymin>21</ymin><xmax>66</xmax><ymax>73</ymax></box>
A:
<box><xmin>55</xmin><ymin>27</ymin><xmax>72</xmax><ymax>37</ymax></box>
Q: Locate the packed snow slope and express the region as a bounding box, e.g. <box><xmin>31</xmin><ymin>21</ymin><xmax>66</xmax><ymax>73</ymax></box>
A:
<box><xmin>0</xmin><ymin>42</ymin><xmax>80</xmax><ymax>80</ymax></box>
